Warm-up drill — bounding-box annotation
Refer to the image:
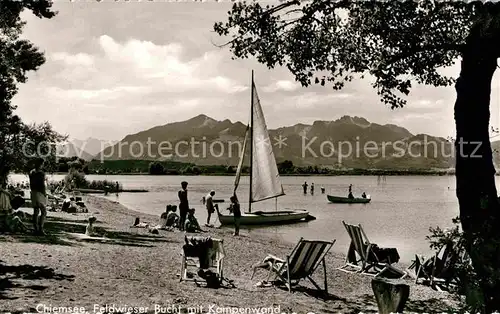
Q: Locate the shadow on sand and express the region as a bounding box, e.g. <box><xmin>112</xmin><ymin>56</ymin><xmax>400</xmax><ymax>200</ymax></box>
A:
<box><xmin>348</xmin><ymin>293</ymin><xmax>458</xmax><ymax>313</ymax></box>
<box><xmin>0</xmin><ymin>260</ymin><xmax>75</xmax><ymax>300</ymax></box>
<box><xmin>0</xmin><ymin>215</ymin><xmax>179</xmax><ymax>248</ymax></box>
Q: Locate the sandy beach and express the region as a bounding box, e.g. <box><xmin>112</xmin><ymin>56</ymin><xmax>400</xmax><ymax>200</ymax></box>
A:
<box><xmin>1</xmin><ymin>196</ymin><xmax>461</xmax><ymax>313</ymax></box>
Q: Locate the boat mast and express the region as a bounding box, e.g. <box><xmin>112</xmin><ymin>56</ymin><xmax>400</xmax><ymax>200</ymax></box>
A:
<box><xmin>249</xmin><ymin>70</ymin><xmax>254</xmax><ymax>213</ymax></box>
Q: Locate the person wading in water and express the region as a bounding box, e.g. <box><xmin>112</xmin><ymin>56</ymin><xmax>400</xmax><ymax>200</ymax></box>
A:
<box><xmin>302</xmin><ymin>181</ymin><xmax>308</xmax><ymax>194</ymax></box>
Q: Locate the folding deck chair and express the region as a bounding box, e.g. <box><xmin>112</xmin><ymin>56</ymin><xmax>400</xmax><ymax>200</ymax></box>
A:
<box><xmin>338</xmin><ymin>221</ymin><xmax>406</xmax><ymax>278</ymax></box>
<box><xmin>251</xmin><ymin>237</ymin><xmax>336</xmax><ymax>293</ymax></box>
<box><xmin>180</xmin><ymin>236</ymin><xmax>225</xmax><ymax>284</ymax></box>
<box><xmin>408</xmin><ymin>241</ymin><xmax>463</xmax><ymax>291</ymax></box>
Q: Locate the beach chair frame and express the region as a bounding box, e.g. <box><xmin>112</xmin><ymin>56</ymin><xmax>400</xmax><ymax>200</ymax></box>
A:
<box><xmin>409</xmin><ymin>242</ymin><xmax>464</xmax><ymax>291</ymax></box>
<box><xmin>338</xmin><ymin>221</ymin><xmax>406</xmax><ymax>278</ymax></box>
<box><xmin>180</xmin><ymin>236</ymin><xmax>224</xmax><ymax>284</ymax></box>
<box><xmin>251</xmin><ymin>237</ymin><xmax>336</xmax><ymax>294</ymax></box>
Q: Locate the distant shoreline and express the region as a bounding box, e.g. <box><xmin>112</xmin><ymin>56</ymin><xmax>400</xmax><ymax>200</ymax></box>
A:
<box><xmin>34</xmin><ymin>171</ymin><xmax>457</xmax><ymax>176</ymax></box>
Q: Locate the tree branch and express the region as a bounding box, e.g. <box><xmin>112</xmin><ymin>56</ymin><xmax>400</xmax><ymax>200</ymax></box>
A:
<box><xmin>386</xmin><ymin>43</ymin><xmax>464</xmax><ymax>67</ymax></box>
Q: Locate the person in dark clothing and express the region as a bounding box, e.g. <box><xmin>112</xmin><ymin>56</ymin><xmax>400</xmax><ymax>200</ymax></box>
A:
<box><xmin>165</xmin><ymin>205</ymin><xmax>179</xmax><ymax>227</ymax></box>
<box><xmin>302</xmin><ymin>181</ymin><xmax>308</xmax><ymax>194</ymax></box>
<box><xmin>29</xmin><ymin>158</ymin><xmax>47</xmax><ymax>235</ymax></box>
<box><xmin>178</xmin><ymin>181</ymin><xmax>189</xmax><ymax>231</ymax></box>
<box><xmin>229</xmin><ymin>194</ymin><xmax>241</xmax><ymax>236</ymax></box>
<box><xmin>205</xmin><ymin>190</ymin><xmax>216</xmax><ymax>226</ymax></box>
<box><xmin>185</xmin><ymin>208</ymin><xmax>203</xmax><ymax>233</ymax></box>
<box><xmin>348</xmin><ymin>184</ymin><xmax>354</xmax><ymax>199</ymax></box>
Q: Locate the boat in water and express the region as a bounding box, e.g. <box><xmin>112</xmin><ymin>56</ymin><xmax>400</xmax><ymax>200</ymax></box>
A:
<box><xmin>327</xmin><ymin>194</ymin><xmax>371</xmax><ymax>204</ymax></box>
<box><xmin>217</xmin><ymin>71</ymin><xmax>313</xmax><ymax>226</ymax></box>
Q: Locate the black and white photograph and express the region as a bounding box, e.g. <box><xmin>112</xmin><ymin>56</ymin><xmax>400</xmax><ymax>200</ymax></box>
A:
<box><xmin>1</xmin><ymin>0</ymin><xmax>500</xmax><ymax>312</ymax></box>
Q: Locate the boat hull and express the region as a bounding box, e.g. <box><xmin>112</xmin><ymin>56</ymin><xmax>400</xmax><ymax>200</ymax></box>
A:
<box><xmin>327</xmin><ymin>195</ymin><xmax>371</xmax><ymax>204</ymax></box>
<box><xmin>218</xmin><ymin>210</ymin><xmax>311</xmax><ymax>225</ymax></box>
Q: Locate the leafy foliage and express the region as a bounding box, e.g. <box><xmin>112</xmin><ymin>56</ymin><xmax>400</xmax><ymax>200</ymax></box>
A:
<box><xmin>214</xmin><ymin>0</ymin><xmax>480</xmax><ymax>108</ymax></box>
<box><xmin>0</xmin><ymin>121</ymin><xmax>65</xmax><ymax>186</ymax></box>
<box><xmin>0</xmin><ymin>0</ymin><xmax>59</xmax><ymax>186</ymax></box>
<box><xmin>63</xmin><ymin>169</ymin><xmax>87</xmax><ymax>190</ymax></box>
<box><xmin>61</xmin><ymin>170</ymin><xmax>121</xmax><ymax>192</ymax></box>
<box><xmin>149</xmin><ymin>162</ymin><xmax>166</xmax><ymax>175</ymax></box>
<box><xmin>427</xmin><ymin>218</ymin><xmax>484</xmax><ymax>312</ymax></box>
<box><xmin>277</xmin><ymin>160</ymin><xmax>295</xmax><ymax>174</ymax></box>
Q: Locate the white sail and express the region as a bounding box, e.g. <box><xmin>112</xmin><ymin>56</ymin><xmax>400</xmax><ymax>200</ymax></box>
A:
<box><xmin>233</xmin><ymin>124</ymin><xmax>249</xmax><ymax>194</ymax></box>
<box><xmin>251</xmin><ymin>81</ymin><xmax>285</xmax><ymax>202</ymax></box>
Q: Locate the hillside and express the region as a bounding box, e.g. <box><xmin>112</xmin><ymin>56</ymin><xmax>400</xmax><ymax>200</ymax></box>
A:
<box><xmin>57</xmin><ymin>138</ymin><xmax>117</xmax><ymax>161</ymax></box>
<box><xmin>95</xmin><ymin>114</ymin><xmax>460</xmax><ymax>169</ymax></box>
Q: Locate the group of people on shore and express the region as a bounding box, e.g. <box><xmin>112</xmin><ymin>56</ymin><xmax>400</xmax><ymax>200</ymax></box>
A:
<box><xmin>3</xmin><ymin>159</ymin><xmax>244</xmax><ymax>237</ymax></box>
<box><xmin>1</xmin><ymin>158</ymin><xmax>47</xmax><ymax>235</ymax></box>
<box><xmin>177</xmin><ymin>181</ymin><xmax>241</xmax><ymax>236</ymax></box>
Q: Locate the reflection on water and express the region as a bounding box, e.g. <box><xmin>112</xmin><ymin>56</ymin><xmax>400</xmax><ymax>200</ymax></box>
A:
<box><xmin>10</xmin><ymin>173</ymin><xmax>465</xmax><ymax>262</ymax></box>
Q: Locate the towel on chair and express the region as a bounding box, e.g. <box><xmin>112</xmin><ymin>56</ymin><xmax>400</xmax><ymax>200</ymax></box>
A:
<box><xmin>183</xmin><ymin>236</ymin><xmax>213</xmax><ymax>269</ymax></box>
<box><xmin>369</xmin><ymin>244</ymin><xmax>400</xmax><ymax>264</ymax></box>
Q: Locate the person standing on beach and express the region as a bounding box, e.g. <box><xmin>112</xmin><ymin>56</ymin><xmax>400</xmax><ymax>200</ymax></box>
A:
<box><xmin>178</xmin><ymin>181</ymin><xmax>189</xmax><ymax>231</ymax></box>
<box><xmin>115</xmin><ymin>181</ymin><xmax>120</xmax><ymax>200</ymax></box>
<box><xmin>29</xmin><ymin>158</ymin><xmax>47</xmax><ymax>235</ymax></box>
<box><xmin>205</xmin><ymin>190</ymin><xmax>216</xmax><ymax>226</ymax></box>
<box><xmin>229</xmin><ymin>194</ymin><xmax>241</xmax><ymax>236</ymax></box>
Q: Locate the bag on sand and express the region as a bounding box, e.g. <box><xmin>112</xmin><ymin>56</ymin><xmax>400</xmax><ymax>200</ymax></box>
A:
<box><xmin>197</xmin><ymin>269</ymin><xmax>221</xmax><ymax>288</ymax></box>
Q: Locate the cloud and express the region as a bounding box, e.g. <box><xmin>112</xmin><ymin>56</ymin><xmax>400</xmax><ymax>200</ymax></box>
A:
<box><xmin>286</xmin><ymin>92</ymin><xmax>354</xmax><ymax>109</ymax></box>
<box><xmin>412</xmin><ymin>99</ymin><xmax>444</xmax><ymax>109</ymax></box>
<box><xmin>94</xmin><ymin>35</ymin><xmax>247</xmax><ymax>94</ymax></box>
<box><xmin>44</xmin><ymin>86</ymin><xmax>153</xmax><ymax>101</ymax></box>
<box><xmin>18</xmin><ymin>34</ymin><xmax>255</xmax><ymax>139</ymax></box>
<box><xmin>51</xmin><ymin>52</ymin><xmax>95</xmax><ymax>66</ymax></box>
<box><xmin>263</xmin><ymin>80</ymin><xmax>300</xmax><ymax>93</ymax></box>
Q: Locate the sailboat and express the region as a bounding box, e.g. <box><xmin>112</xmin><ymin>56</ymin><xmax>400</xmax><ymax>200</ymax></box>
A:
<box><xmin>217</xmin><ymin>71</ymin><xmax>312</xmax><ymax>225</ymax></box>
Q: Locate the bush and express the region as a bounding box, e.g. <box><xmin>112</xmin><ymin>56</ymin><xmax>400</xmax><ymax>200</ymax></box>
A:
<box><xmin>61</xmin><ymin>170</ymin><xmax>121</xmax><ymax>192</ymax></box>
<box><xmin>427</xmin><ymin>217</ymin><xmax>482</xmax><ymax>312</ymax></box>
<box><xmin>87</xmin><ymin>179</ymin><xmax>121</xmax><ymax>192</ymax></box>
<box><xmin>149</xmin><ymin>162</ymin><xmax>165</xmax><ymax>175</ymax></box>
<box><xmin>64</xmin><ymin>170</ymin><xmax>87</xmax><ymax>189</ymax></box>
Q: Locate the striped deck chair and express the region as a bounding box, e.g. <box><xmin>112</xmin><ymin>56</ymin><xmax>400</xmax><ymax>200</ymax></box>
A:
<box><xmin>180</xmin><ymin>236</ymin><xmax>225</xmax><ymax>284</ymax></box>
<box><xmin>251</xmin><ymin>237</ymin><xmax>335</xmax><ymax>293</ymax></box>
<box><xmin>338</xmin><ymin>221</ymin><xmax>406</xmax><ymax>278</ymax></box>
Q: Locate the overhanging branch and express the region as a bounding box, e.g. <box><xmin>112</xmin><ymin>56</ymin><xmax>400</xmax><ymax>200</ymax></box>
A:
<box><xmin>212</xmin><ymin>0</ymin><xmax>349</xmax><ymax>48</ymax></box>
<box><xmin>386</xmin><ymin>43</ymin><xmax>465</xmax><ymax>66</ymax></box>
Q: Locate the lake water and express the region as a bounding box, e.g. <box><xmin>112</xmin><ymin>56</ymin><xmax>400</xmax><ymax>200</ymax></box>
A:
<box><xmin>10</xmin><ymin>174</ymin><xmax>466</xmax><ymax>262</ymax></box>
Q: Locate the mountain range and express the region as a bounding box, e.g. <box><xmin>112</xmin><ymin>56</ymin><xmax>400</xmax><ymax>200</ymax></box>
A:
<box><xmin>94</xmin><ymin>114</ymin><xmax>477</xmax><ymax>170</ymax></box>
<box><xmin>57</xmin><ymin>138</ymin><xmax>118</xmax><ymax>161</ymax></box>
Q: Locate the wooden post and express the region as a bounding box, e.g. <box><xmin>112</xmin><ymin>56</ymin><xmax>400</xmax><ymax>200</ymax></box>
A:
<box><xmin>322</xmin><ymin>258</ymin><xmax>328</xmax><ymax>294</ymax></box>
<box><xmin>371</xmin><ymin>277</ymin><xmax>410</xmax><ymax>314</ymax></box>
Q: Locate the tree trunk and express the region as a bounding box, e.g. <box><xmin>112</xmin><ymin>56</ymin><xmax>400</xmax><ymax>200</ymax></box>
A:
<box><xmin>455</xmin><ymin>13</ymin><xmax>500</xmax><ymax>311</ymax></box>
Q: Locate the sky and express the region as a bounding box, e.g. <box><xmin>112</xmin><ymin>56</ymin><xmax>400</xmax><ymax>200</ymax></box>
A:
<box><xmin>12</xmin><ymin>0</ymin><xmax>500</xmax><ymax>141</ymax></box>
